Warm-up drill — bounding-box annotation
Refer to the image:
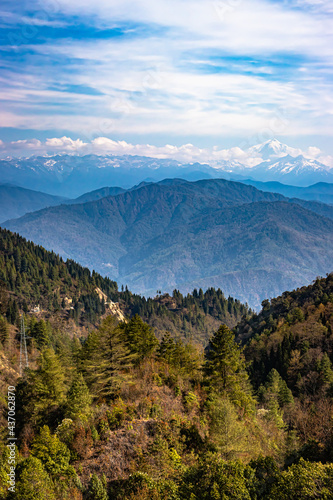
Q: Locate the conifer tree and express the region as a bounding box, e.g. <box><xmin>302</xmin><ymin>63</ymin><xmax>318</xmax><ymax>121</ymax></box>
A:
<box><xmin>119</xmin><ymin>314</ymin><xmax>158</xmax><ymax>361</ymax></box>
<box><xmin>31</xmin><ymin>425</ymin><xmax>75</xmax><ymax>477</ymax></box>
<box><xmin>319</xmin><ymin>353</ymin><xmax>333</xmax><ymax>385</ymax></box>
<box><xmin>65</xmin><ymin>372</ymin><xmax>92</xmax><ymax>420</ymax></box>
<box><xmin>0</xmin><ymin>315</ymin><xmax>9</xmax><ymax>345</ymax></box>
<box><xmin>34</xmin><ymin>320</ymin><xmax>51</xmax><ymax>348</ymax></box>
<box><xmin>17</xmin><ymin>348</ymin><xmax>67</xmax><ymax>426</ymax></box>
<box><xmin>15</xmin><ymin>456</ymin><xmax>56</xmax><ymax>500</ymax></box>
<box><xmin>204</xmin><ymin>324</ymin><xmax>254</xmax><ymax>412</ymax></box>
<box><xmin>85</xmin><ymin>315</ymin><xmax>134</xmax><ymax>398</ymax></box>
<box><xmin>31</xmin><ymin>425</ymin><xmax>75</xmax><ymax>478</ymax></box>
<box><xmin>86</xmin><ymin>473</ymin><xmax>108</xmax><ymax>500</ymax></box>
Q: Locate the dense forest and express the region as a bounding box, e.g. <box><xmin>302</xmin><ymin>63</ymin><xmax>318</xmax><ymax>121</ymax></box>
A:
<box><xmin>0</xmin><ymin>227</ymin><xmax>249</xmax><ymax>342</ymax></box>
<box><xmin>1</xmin><ymin>227</ymin><xmax>333</xmax><ymax>498</ymax></box>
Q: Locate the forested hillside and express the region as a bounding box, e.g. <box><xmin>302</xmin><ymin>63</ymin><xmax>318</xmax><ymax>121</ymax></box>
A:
<box><xmin>236</xmin><ymin>273</ymin><xmax>333</xmax><ymax>463</ymax></box>
<box><xmin>0</xmin><ymin>227</ymin><xmax>249</xmax><ymax>342</ymax></box>
<box><xmin>0</xmin><ymin>185</ymin><xmax>67</xmax><ymax>223</ymax></box>
<box><xmin>1</xmin><ymin>227</ymin><xmax>333</xmax><ymax>498</ymax></box>
<box><xmin>5</xmin><ymin>178</ymin><xmax>333</xmax><ymax>308</ymax></box>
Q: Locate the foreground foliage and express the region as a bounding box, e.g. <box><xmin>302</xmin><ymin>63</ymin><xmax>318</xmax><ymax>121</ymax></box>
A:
<box><xmin>1</xmin><ymin>230</ymin><xmax>333</xmax><ymax>498</ymax></box>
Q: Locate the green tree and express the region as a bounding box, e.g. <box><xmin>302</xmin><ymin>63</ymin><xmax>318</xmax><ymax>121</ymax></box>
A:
<box><xmin>33</xmin><ymin>320</ymin><xmax>51</xmax><ymax>348</ymax></box>
<box><xmin>16</xmin><ymin>348</ymin><xmax>66</xmax><ymax>427</ymax></box>
<box><xmin>84</xmin><ymin>315</ymin><xmax>134</xmax><ymax>398</ymax></box>
<box><xmin>207</xmin><ymin>397</ymin><xmax>249</xmax><ymax>459</ymax></box>
<box><xmin>15</xmin><ymin>456</ymin><xmax>56</xmax><ymax>500</ymax></box>
<box><xmin>258</xmin><ymin>369</ymin><xmax>293</xmax><ymax>428</ymax></box>
<box><xmin>0</xmin><ymin>444</ymin><xmax>11</xmax><ymax>498</ymax></box>
<box><xmin>86</xmin><ymin>473</ymin><xmax>108</xmax><ymax>500</ymax></box>
<box><xmin>270</xmin><ymin>459</ymin><xmax>333</xmax><ymax>499</ymax></box>
<box><xmin>31</xmin><ymin>425</ymin><xmax>75</xmax><ymax>479</ymax></box>
<box><xmin>157</xmin><ymin>332</ymin><xmax>202</xmax><ymax>374</ymax></box>
<box><xmin>249</xmin><ymin>455</ymin><xmax>280</xmax><ymax>499</ymax></box>
<box><xmin>319</xmin><ymin>353</ymin><xmax>333</xmax><ymax>385</ymax></box>
<box><xmin>0</xmin><ymin>315</ymin><xmax>9</xmax><ymax>345</ymax></box>
<box><xmin>204</xmin><ymin>324</ymin><xmax>254</xmax><ymax>412</ymax></box>
<box><xmin>179</xmin><ymin>453</ymin><xmax>253</xmax><ymax>499</ymax></box>
<box><xmin>65</xmin><ymin>372</ymin><xmax>92</xmax><ymax>420</ymax></box>
<box><xmin>120</xmin><ymin>314</ymin><xmax>158</xmax><ymax>361</ymax></box>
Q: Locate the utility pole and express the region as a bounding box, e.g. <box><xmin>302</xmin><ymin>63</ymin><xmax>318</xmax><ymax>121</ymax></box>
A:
<box><xmin>19</xmin><ymin>315</ymin><xmax>29</xmax><ymax>376</ymax></box>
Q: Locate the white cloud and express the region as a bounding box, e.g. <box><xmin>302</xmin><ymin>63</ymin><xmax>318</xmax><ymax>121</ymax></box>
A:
<box><xmin>1</xmin><ymin>135</ymin><xmax>333</xmax><ymax>168</ymax></box>
<box><xmin>10</xmin><ymin>139</ymin><xmax>42</xmax><ymax>149</ymax></box>
<box><xmin>45</xmin><ymin>136</ymin><xmax>88</xmax><ymax>151</ymax></box>
<box><xmin>1</xmin><ymin>0</ymin><xmax>333</xmax><ymax>149</ymax></box>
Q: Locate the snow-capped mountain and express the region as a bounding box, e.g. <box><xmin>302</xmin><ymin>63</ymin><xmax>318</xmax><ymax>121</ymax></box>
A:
<box><xmin>0</xmin><ymin>154</ymin><xmax>223</xmax><ymax>197</ymax></box>
<box><xmin>0</xmin><ymin>139</ymin><xmax>332</xmax><ymax>195</ymax></box>
<box><xmin>247</xmin><ymin>154</ymin><xmax>333</xmax><ymax>186</ymax></box>
<box><xmin>247</xmin><ymin>139</ymin><xmax>302</xmax><ymax>161</ymax></box>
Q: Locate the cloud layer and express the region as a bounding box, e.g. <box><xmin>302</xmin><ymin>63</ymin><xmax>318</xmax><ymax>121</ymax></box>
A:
<box><xmin>2</xmin><ymin>136</ymin><xmax>333</xmax><ymax>168</ymax></box>
<box><xmin>0</xmin><ymin>0</ymin><xmax>333</xmax><ymax>151</ymax></box>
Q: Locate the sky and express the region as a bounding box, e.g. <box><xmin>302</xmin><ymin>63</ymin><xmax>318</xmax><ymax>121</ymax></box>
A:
<box><xmin>1</xmin><ymin>0</ymin><xmax>333</xmax><ymax>161</ymax></box>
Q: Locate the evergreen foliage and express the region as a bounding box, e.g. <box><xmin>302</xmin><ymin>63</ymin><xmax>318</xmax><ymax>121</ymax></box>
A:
<box><xmin>65</xmin><ymin>373</ymin><xmax>92</xmax><ymax>420</ymax></box>
<box><xmin>0</xmin><ymin>227</ymin><xmax>249</xmax><ymax>342</ymax></box>
<box><xmin>15</xmin><ymin>456</ymin><xmax>56</xmax><ymax>500</ymax></box>
<box><xmin>31</xmin><ymin>425</ymin><xmax>75</xmax><ymax>479</ymax></box>
<box><xmin>0</xmin><ymin>226</ymin><xmax>117</xmax><ymax>326</ymax></box>
<box><xmin>16</xmin><ymin>348</ymin><xmax>67</xmax><ymax>428</ymax></box>
<box><xmin>119</xmin><ymin>314</ymin><xmax>158</xmax><ymax>361</ymax></box>
<box><xmin>0</xmin><ymin>315</ymin><xmax>9</xmax><ymax>345</ymax></box>
<box><xmin>204</xmin><ymin>324</ymin><xmax>254</xmax><ymax>412</ymax></box>
<box><xmin>1</xmin><ymin>227</ymin><xmax>333</xmax><ymax>499</ymax></box>
<box><xmin>86</xmin><ymin>473</ymin><xmax>108</xmax><ymax>500</ymax></box>
<box><xmin>83</xmin><ymin>316</ymin><xmax>135</xmax><ymax>398</ymax></box>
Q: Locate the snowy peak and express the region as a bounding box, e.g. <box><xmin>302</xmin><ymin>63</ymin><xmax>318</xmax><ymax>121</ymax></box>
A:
<box><xmin>247</xmin><ymin>139</ymin><xmax>301</xmax><ymax>160</ymax></box>
<box><xmin>246</xmin><ymin>154</ymin><xmax>333</xmax><ymax>186</ymax></box>
<box><xmin>263</xmin><ymin>155</ymin><xmax>330</xmax><ymax>175</ymax></box>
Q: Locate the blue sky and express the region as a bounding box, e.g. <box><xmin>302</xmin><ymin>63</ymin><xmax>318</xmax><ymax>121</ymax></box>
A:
<box><xmin>1</xmin><ymin>0</ymin><xmax>333</xmax><ymax>160</ymax></box>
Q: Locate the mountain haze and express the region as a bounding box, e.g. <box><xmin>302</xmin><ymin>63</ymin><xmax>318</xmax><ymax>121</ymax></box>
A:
<box><xmin>3</xmin><ymin>178</ymin><xmax>333</xmax><ymax>308</ymax></box>
<box><xmin>0</xmin><ymin>184</ymin><xmax>67</xmax><ymax>223</ymax></box>
<box><xmin>239</xmin><ymin>179</ymin><xmax>333</xmax><ymax>205</ymax></box>
<box><xmin>1</xmin><ymin>140</ymin><xmax>333</xmax><ymax>197</ymax></box>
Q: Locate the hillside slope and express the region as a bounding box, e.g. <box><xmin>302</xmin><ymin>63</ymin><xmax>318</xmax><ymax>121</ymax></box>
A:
<box><xmin>0</xmin><ymin>184</ymin><xmax>67</xmax><ymax>222</ymax></box>
<box><xmin>0</xmin><ymin>226</ymin><xmax>247</xmax><ymax>342</ymax></box>
<box><xmin>3</xmin><ymin>178</ymin><xmax>333</xmax><ymax>308</ymax></box>
<box><xmin>236</xmin><ymin>272</ymin><xmax>333</xmax><ymax>389</ymax></box>
<box><xmin>241</xmin><ymin>179</ymin><xmax>333</xmax><ymax>205</ymax></box>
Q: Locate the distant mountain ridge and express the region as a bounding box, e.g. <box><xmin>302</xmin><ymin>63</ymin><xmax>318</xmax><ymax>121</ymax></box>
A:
<box><xmin>0</xmin><ymin>154</ymin><xmax>222</xmax><ymax>197</ymax></box>
<box><xmin>1</xmin><ymin>177</ymin><xmax>332</xmax><ymax>229</ymax></box>
<box><xmin>0</xmin><ymin>184</ymin><xmax>68</xmax><ymax>223</ymax></box>
<box><xmin>239</xmin><ymin>179</ymin><xmax>333</xmax><ymax>205</ymax></box>
<box><xmin>1</xmin><ymin>139</ymin><xmax>333</xmax><ymax>197</ymax></box>
<box><xmin>3</xmin><ymin>178</ymin><xmax>333</xmax><ymax>308</ymax></box>
<box><xmin>247</xmin><ymin>155</ymin><xmax>333</xmax><ymax>186</ymax></box>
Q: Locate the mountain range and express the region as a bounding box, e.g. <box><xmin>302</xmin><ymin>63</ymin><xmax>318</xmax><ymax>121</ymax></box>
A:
<box><xmin>0</xmin><ymin>184</ymin><xmax>67</xmax><ymax>223</ymax></box>
<box><xmin>3</xmin><ymin>178</ymin><xmax>333</xmax><ymax>308</ymax></box>
<box><xmin>1</xmin><ymin>139</ymin><xmax>333</xmax><ymax>197</ymax></box>
<box><xmin>1</xmin><ymin>178</ymin><xmax>333</xmax><ymax>225</ymax></box>
<box><xmin>239</xmin><ymin>180</ymin><xmax>333</xmax><ymax>205</ymax></box>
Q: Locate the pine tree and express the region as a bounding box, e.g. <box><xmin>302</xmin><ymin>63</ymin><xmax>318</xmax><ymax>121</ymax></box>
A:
<box><xmin>15</xmin><ymin>456</ymin><xmax>56</xmax><ymax>500</ymax></box>
<box><xmin>33</xmin><ymin>320</ymin><xmax>51</xmax><ymax>348</ymax></box>
<box><xmin>0</xmin><ymin>315</ymin><xmax>9</xmax><ymax>345</ymax></box>
<box><xmin>85</xmin><ymin>316</ymin><xmax>134</xmax><ymax>398</ymax></box>
<box><xmin>17</xmin><ymin>348</ymin><xmax>67</xmax><ymax>426</ymax></box>
<box><xmin>204</xmin><ymin>324</ymin><xmax>254</xmax><ymax>412</ymax></box>
<box><xmin>86</xmin><ymin>473</ymin><xmax>108</xmax><ymax>500</ymax></box>
<box><xmin>31</xmin><ymin>425</ymin><xmax>75</xmax><ymax>478</ymax></box>
<box><xmin>120</xmin><ymin>314</ymin><xmax>158</xmax><ymax>361</ymax></box>
<box><xmin>65</xmin><ymin>372</ymin><xmax>92</xmax><ymax>420</ymax></box>
<box><xmin>319</xmin><ymin>353</ymin><xmax>333</xmax><ymax>385</ymax></box>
